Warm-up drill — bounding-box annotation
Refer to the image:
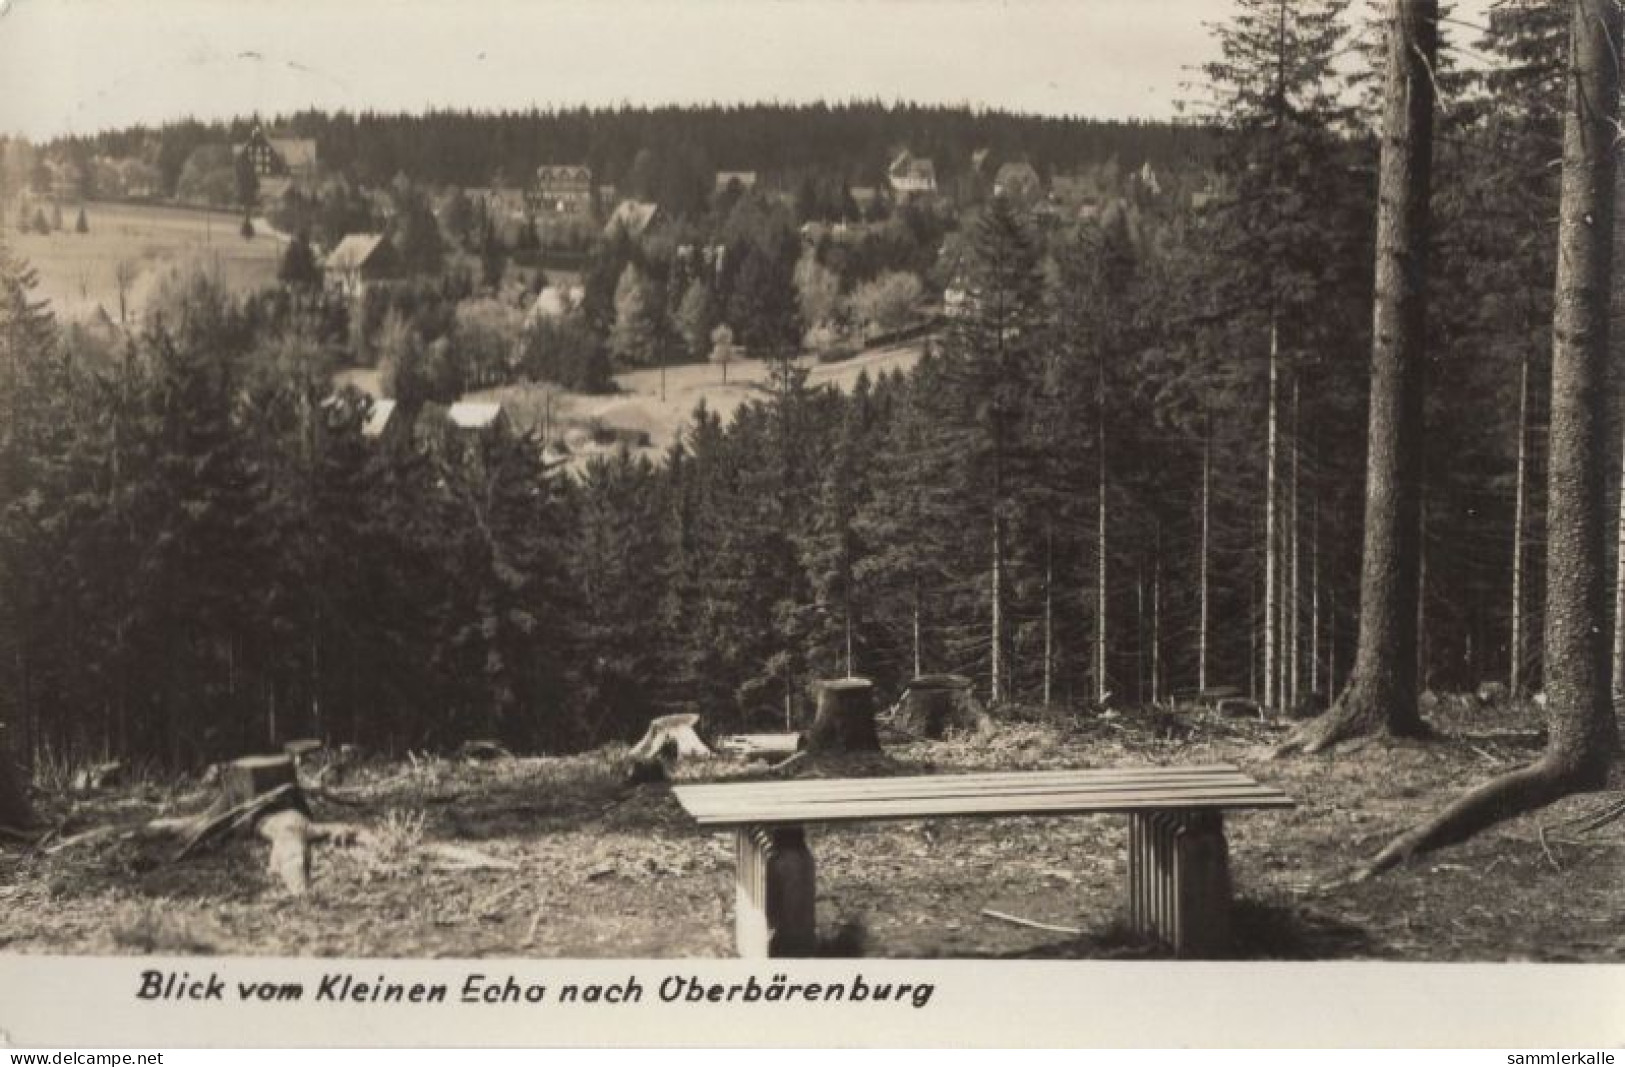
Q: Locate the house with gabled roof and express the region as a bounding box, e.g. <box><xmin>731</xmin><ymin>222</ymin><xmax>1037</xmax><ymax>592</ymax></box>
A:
<box><xmin>324</xmin><ymin>234</ymin><xmax>400</xmax><ymax>300</ymax></box>
<box><xmin>447</xmin><ymin>401</ymin><xmax>510</xmax><ymax>435</ymax></box>
<box><xmin>238</xmin><ymin>127</ymin><xmax>317</xmax><ymax>181</ymax></box>
<box><xmin>888</xmin><ymin>150</ymin><xmax>937</xmax><ymax>196</ymax></box>
<box><xmin>534</xmin><ymin>164</ymin><xmax>594</xmax><ymax>215</ymax></box>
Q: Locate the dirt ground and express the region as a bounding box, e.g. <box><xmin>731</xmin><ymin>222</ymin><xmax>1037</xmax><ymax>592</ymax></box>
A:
<box><xmin>1</xmin><ymin>699</ymin><xmax>1621</xmax><ymax>961</ymax></box>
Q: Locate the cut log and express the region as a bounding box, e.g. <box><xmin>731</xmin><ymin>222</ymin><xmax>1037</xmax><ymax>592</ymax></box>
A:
<box><xmin>808</xmin><ymin>677</ymin><xmax>881</xmax><ymax>754</ymax></box>
<box><xmin>893</xmin><ymin>675</ymin><xmax>991</xmax><ymax>740</ymax></box>
<box><xmin>284</xmin><ymin>739</ymin><xmax>323</xmax><ymax>764</ymax></box>
<box><xmin>258</xmin><ymin>808</ymin><xmax>312</xmax><ymax>895</ymax></box>
<box><xmin>457</xmin><ymin>740</ymin><xmax>514</xmax><ymax>762</ymax></box>
<box><xmin>717</xmin><ymin>733</ymin><xmax>804</xmax><ymax>761</ymax></box>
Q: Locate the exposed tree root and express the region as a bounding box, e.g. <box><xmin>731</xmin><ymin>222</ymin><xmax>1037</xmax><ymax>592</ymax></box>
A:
<box><xmin>1357</xmin><ymin>756</ymin><xmax>1609</xmax><ymax>880</ymax></box>
<box><xmin>1274</xmin><ymin>684</ymin><xmax>1432</xmax><ymax>757</ymax></box>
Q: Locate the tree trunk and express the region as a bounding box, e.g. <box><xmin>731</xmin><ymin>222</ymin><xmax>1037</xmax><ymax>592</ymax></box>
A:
<box><xmin>1512</xmin><ymin>350</ymin><xmax>1530</xmax><ymax>698</ymax></box>
<box><xmin>1265</xmin><ymin>318</ymin><xmax>1280</xmax><ymax>711</ymax></box>
<box><xmin>1612</xmin><ymin>420</ymin><xmax>1625</xmax><ymax>711</ymax></box>
<box><xmin>1289</xmin><ymin>372</ymin><xmax>1301</xmax><ymax>712</ymax></box>
<box><xmin>990</xmin><ymin>513</ymin><xmax>1004</xmax><ymax>705</ymax></box>
<box><xmin>0</xmin><ymin>743</ymin><xmax>33</xmax><ymax>829</ymax></box>
<box><xmin>1096</xmin><ymin>402</ymin><xmax>1109</xmax><ymax>704</ymax></box>
<box><xmin>1365</xmin><ymin>0</ymin><xmax>1621</xmax><ymax>874</ymax></box>
<box><xmin>1311</xmin><ymin>492</ymin><xmax>1321</xmax><ymax>698</ymax></box>
<box><xmin>1280</xmin><ymin>0</ymin><xmax>1437</xmax><ymax>754</ymax></box>
<box><xmin>912</xmin><ymin>581</ymin><xmax>923</xmax><ymax>679</ymax></box>
<box><xmin>807</xmin><ymin>678</ymin><xmax>881</xmax><ymax>754</ymax></box>
<box><xmin>1199</xmin><ymin>416</ymin><xmax>1212</xmax><ymax>692</ymax></box>
<box><xmin>1043</xmin><ymin>530</ymin><xmax>1054</xmax><ymax>706</ymax></box>
<box><xmin>1418</xmin><ymin>497</ymin><xmax>1428</xmax><ymax>691</ymax></box>
<box><xmin>1152</xmin><ymin>529</ymin><xmax>1162</xmax><ymax>706</ymax></box>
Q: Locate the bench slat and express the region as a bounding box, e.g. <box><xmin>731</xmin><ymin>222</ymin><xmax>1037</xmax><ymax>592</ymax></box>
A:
<box><xmin>677</xmin><ymin>773</ymin><xmax>1262</xmax><ymax>810</ymax></box>
<box><xmin>682</xmin><ymin>763</ymin><xmax>1240</xmax><ymax>788</ymax></box>
<box><xmin>678</xmin><ymin>786</ymin><xmax>1294</xmax><ymax>826</ymax></box>
<box><xmin>677</xmin><ymin>765</ymin><xmax>1248</xmax><ymax>798</ymax></box>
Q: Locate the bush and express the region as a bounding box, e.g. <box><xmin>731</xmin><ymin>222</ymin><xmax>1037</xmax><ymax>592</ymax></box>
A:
<box><xmin>850</xmin><ymin>271</ymin><xmax>924</xmax><ymax>335</ymax></box>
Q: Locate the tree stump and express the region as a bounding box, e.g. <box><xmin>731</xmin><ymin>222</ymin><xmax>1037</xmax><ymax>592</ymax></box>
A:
<box><xmin>183</xmin><ymin>755</ymin><xmax>314</xmax><ymax>895</ymax></box>
<box><xmin>894</xmin><ymin>674</ymin><xmax>991</xmax><ymax>739</ymax></box>
<box><xmin>807</xmin><ymin>678</ymin><xmax>881</xmax><ymax>754</ymax></box>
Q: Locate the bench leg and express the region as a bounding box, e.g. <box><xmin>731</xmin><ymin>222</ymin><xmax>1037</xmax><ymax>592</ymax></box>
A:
<box><xmin>1127</xmin><ymin>810</ymin><xmax>1233</xmax><ymax>959</ymax></box>
<box><xmin>734</xmin><ymin>824</ymin><xmax>817</xmax><ymax>958</ymax></box>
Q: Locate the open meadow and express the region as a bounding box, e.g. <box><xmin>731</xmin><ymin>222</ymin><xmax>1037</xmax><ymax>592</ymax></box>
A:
<box><xmin>5</xmin><ymin>200</ymin><xmax>284</xmax><ymax>322</ymax></box>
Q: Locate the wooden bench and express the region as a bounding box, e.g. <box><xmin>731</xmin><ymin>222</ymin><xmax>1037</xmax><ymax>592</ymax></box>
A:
<box><xmin>672</xmin><ymin>763</ymin><xmax>1293</xmax><ymax>959</ymax></box>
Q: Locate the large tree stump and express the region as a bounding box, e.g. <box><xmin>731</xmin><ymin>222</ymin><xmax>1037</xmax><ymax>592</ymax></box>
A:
<box><xmin>183</xmin><ymin>755</ymin><xmax>314</xmax><ymax>895</ymax></box>
<box><xmin>807</xmin><ymin>678</ymin><xmax>881</xmax><ymax>754</ymax></box>
<box><xmin>894</xmin><ymin>674</ymin><xmax>992</xmax><ymax>739</ymax></box>
<box><xmin>626</xmin><ymin>713</ymin><xmax>714</xmax><ymax>785</ymax></box>
<box><xmin>629</xmin><ymin>713</ymin><xmax>712</xmax><ymax>761</ymax></box>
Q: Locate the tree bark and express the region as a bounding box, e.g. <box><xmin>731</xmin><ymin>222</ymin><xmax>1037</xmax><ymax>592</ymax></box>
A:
<box><xmin>1365</xmin><ymin>0</ymin><xmax>1621</xmax><ymax>873</ymax></box>
<box><xmin>1280</xmin><ymin>0</ymin><xmax>1437</xmax><ymax>755</ymax></box>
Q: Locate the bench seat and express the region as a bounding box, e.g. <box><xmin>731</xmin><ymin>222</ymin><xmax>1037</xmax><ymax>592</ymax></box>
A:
<box><xmin>672</xmin><ymin>763</ymin><xmax>1293</xmax><ymax>959</ymax></box>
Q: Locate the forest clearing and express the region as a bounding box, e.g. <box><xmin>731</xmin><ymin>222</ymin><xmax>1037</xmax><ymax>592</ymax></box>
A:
<box><xmin>0</xmin><ymin>697</ymin><xmax>1618</xmax><ymax>961</ymax></box>
<box><xmin>3</xmin><ymin>0</ymin><xmax>1624</xmax><ymax>987</ymax></box>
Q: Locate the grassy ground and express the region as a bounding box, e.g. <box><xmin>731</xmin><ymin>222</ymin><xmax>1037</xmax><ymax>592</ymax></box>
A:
<box><xmin>6</xmin><ymin>200</ymin><xmax>284</xmax><ymax>322</ymax></box>
<box><xmin>1</xmin><ymin>699</ymin><xmax>1620</xmax><ymax>960</ymax></box>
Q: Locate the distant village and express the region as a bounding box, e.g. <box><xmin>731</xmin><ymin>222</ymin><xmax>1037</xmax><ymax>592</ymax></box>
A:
<box><xmin>0</xmin><ymin>113</ymin><xmax>1204</xmax><ymax>469</ymax></box>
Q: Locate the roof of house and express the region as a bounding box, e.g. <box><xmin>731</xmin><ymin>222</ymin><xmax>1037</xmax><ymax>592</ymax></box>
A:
<box><xmin>604</xmin><ymin>200</ymin><xmax>659</xmax><ymax>238</ymax></box>
<box><xmin>715</xmin><ymin>170</ymin><xmax>758</xmax><ymax>190</ymax></box>
<box><xmin>447</xmin><ymin>402</ymin><xmax>505</xmax><ymax>431</ymax></box>
<box><xmin>362</xmin><ymin>398</ymin><xmax>398</xmax><ymax>438</ymax></box>
<box><xmin>269</xmin><ymin>138</ymin><xmax>317</xmax><ymax>170</ymax></box>
<box><xmin>325</xmin><ymin>234</ymin><xmax>390</xmax><ymax>272</ymax></box>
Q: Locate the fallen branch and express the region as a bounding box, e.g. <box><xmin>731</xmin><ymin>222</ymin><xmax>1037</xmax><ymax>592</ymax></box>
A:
<box><xmin>175</xmin><ymin>782</ymin><xmax>302</xmax><ymax>861</ymax></box>
<box><xmin>980</xmin><ymin>908</ymin><xmax>1082</xmax><ymax>937</ymax></box>
<box><xmin>425</xmin><ymin>843</ymin><xmax>519</xmax><ymax>871</ymax></box>
<box><xmin>1536</xmin><ymin>823</ymin><xmax>1563</xmax><ymax>873</ymax></box>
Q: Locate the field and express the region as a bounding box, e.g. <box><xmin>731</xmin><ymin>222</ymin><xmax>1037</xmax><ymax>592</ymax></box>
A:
<box><xmin>470</xmin><ymin>340</ymin><xmax>928</xmax><ymax>463</ymax></box>
<box><xmin>5</xmin><ymin>200</ymin><xmax>285</xmax><ymax>323</ymax></box>
<box><xmin>2</xmin><ymin>699</ymin><xmax>1620</xmax><ymax>961</ymax></box>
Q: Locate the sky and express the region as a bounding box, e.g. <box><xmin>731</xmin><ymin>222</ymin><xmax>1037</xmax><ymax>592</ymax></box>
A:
<box><xmin>0</xmin><ymin>0</ymin><xmax>1498</xmax><ymax>141</ymax></box>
